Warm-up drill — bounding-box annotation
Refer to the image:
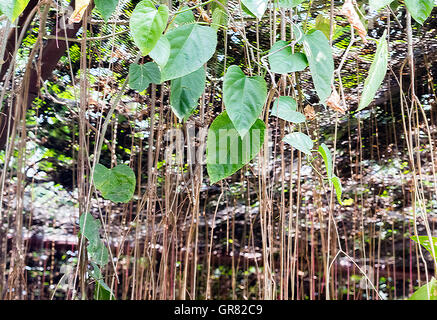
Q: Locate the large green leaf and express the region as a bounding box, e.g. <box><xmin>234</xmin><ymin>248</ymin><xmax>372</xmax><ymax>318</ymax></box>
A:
<box><xmin>241</xmin><ymin>0</ymin><xmax>268</xmax><ymax>20</ymax></box>
<box><xmin>409</xmin><ymin>278</ymin><xmax>437</xmax><ymax>300</ymax></box>
<box><xmin>170</xmin><ymin>67</ymin><xmax>206</xmax><ymax>121</ymax></box>
<box><xmin>149</xmin><ymin>36</ymin><xmax>170</xmax><ymax>68</ymax></box>
<box><xmin>283</xmin><ymin>132</ymin><xmax>313</xmax><ymax>155</ymax></box>
<box><xmin>207</xmin><ymin>112</ymin><xmax>266</xmax><ymax>184</ymax></box>
<box><xmin>129</xmin><ymin>62</ymin><xmax>161</xmax><ymax>92</ymax></box>
<box><xmin>357</xmin><ymin>31</ymin><xmax>388</xmax><ymax>111</ymax></box>
<box><xmin>405</xmin><ymin>0</ymin><xmax>434</xmax><ymax>25</ymax></box>
<box><xmin>161</xmin><ymin>24</ymin><xmax>217</xmax><ymax>81</ymax></box>
<box><xmin>0</xmin><ymin>0</ymin><xmax>30</xmax><ymax>22</ymax></box>
<box><xmin>303</xmin><ymin>30</ymin><xmax>334</xmax><ymax>104</ymax></box>
<box><xmin>276</xmin><ymin>0</ymin><xmax>305</xmax><ymax>8</ymax></box>
<box><xmin>93</xmin><ymin>164</ymin><xmax>136</xmax><ymax>203</ymax></box>
<box><xmin>268</xmin><ymin>41</ymin><xmax>308</xmax><ymax>74</ymax></box>
<box><xmin>318</xmin><ymin>143</ymin><xmax>333</xmax><ymax>180</ymax></box>
<box><xmin>212</xmin><ymin>7</ymin><xmax>228</xmax><ymax>31</ymax></box>
<box><xmin>411</xmin><ymin>235</ymin><xmax>437</xmax><ymax>260</ymax></box>
<box><xmin>271</xmin><ymin>96</ymin><xmax>306</xmax><ymax>123</ymax></box>
<box><xmin>223</xmin><ymin>65</ymin><xmax>267</xmax><ymax>138</ymax></box>
<box><xmin>369</xmin><ymin>0</ymin><xmax>394</xmax><ymax>11</ymax></box>
<box><xmin>94</xmin><ymin>0</ymin><xmax>118</xmax><ymax>22</ymax></box>
<box><xmin>130</xmin><ymin>0</ymin><xmax>169</xmax><ymax>56</ymax></box>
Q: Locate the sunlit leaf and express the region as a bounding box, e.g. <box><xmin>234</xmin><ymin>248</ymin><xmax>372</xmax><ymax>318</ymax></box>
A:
<box><xmin>409</xmin><ymin>278</ymin><xmax>437</xmax><ymax>300</ymax></box>
<box><xmin>129</xmin><ymin>62</ymin><xmax>161</xmax><ymax>92</ymax></box>
<box><xmin>411</xmin><ymin>235</ymin><xmax>437</xmax><ymax>260</ymax></box>
<box><xmin>207</xmin><ymin>112</ymin><xmax>266</xmax><ymax>184</ymax></box>
<box><xmin>268</xmin><ymin>41</ymin><xmax>308</xmax><ymax>74</ymax></box>
<box><xmin>170</xmin><ymin>67</ymin><xmax>206</xmax><ymax>121</ymax></box>
<box><xmin>161</xmin><ymin>24</ymin><xmax>217</xmax><ymax>81</ymax></box>
<box><xmin>130</xmin><ymin>0</ymin><xmax>169</xmax><ymax>56</ymax></box>
<box><xmin>271</xmin><ymin>96</ymin><xmax>306</xmax><ymax>123</ymax></box>
<box><xmin>283</xmin><ymin>132</ymin><xmax>313</xmax><ymax>155</ymax></box>
<box><xmin>405</xmin><ymin>0</ymin><xmax>434</xmax><ymax>25</ymax></box>
<box><xmin>93</xmin><ymin>164</ymin><xmax>136</xmax><ymax>203</ymax></box>
<box><xmin>331</xmin><ymin>175</ymin><xmax>343</xmax><ymax>205</ymax></box>
<box><xmin>303</xmin><ymin>30</ymin><xmax>334</xmax><ymax>104</ymax></box>
<box><xmin>318</xmin><ymin>143</ymin><xmax>333</xmax><ymax>179</ymax></box>
<box><xmin>223</xmin><ymin>65</ymin><xmax>267</xmax><ymax>138</ymax></box>
<box><xmin>0</xmin><ymin>0</ymin><xmax>30</xmax><ymax>22</ymax></box>
<box><xmin>357</xmin><ymin>30</ymin><xmax>388</xmax><ymax>111</ymax></box>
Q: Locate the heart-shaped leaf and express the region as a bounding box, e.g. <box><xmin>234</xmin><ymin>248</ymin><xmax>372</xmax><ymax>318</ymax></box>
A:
<box><xmin>0</xmin><ymin>0</ymin><xmax>30</xmax><ymax>22</ymax></box>
<box><xmin>161</xmin><ymin>24</ymin><xmax>217</xmax><ymax>81</ymax></box>
<box><xmin>207</xmin><ymin>112</ymin><xmax>266</xmax><ymax>184</ymax></box>
<box><xmin>79</xmin><ymin>213</ymin><xmax>109</xmax><ymax>266</ymax></box>
<box><xmin>331</xmin><ymin>175</ymin><xmax>343</xmax><ymax>205</ymax></box>
<box><xmin>369</xmin><ymin>0</ymin><xmax>394</xmax><ymax>11</ymax></box>
<box><xmin>170</xmin><ymin>67</ymin><xmax>206</xmax><ymax>121</ymax></box>
<box><xmin>94</xmin><ymin>0</ymin><xmax>118</xmax><ymax>22</ymax></box>
<box><xmin>357</xmin><ymin>31</ymin><xmax>388</xmax><ymax>111</ymax></box>
<box><xmin>241</xmin><ymin>0</ymin><xmax>268</xmax><ymax>20</ymax></box>
<box><xmin>276</xmin><ymin>0</ymin><xmax>305</xmax><ymax>8</ymax></box>
<box><xmin>269</xmin><ymin>41</ymin><xmax>308</xmax><ymax>74</ymax></box>
<box><xmin>271</xmin><ymin>96</ymin><xmax>306</xmax><ymax>123</ymax></box>
<box><xmin>411</xmin><ymin>235</ymin><xmax>437</xmax><ymax>260</ymax></box>
<box><xmin>129</xmin><ymin>62</ymin><xmax>161</xmax><ymax>92</ymax></box>
<box><xmin>223</xmin><ymin>65</ymin><xmax>267</xmax><ymax>138</ymax></box>
<box><xmin>405</xmin><ymin>0</ymin><xmax>434</xmax><ymax>25</ymax></box>
<box><xmin>130</xmin><ymin>0</ymin><xmax>169</xmax><ymax>56</ymax></box>
<box><xmin>283</xmin><ymin>132</ymin><xmax>313</xmax><ymax>155</ymax></box>
<box><xmin>93</xmin><ymin>164</ymin><xmax>136</xmax><ymax>203</ymax></box>
<box><xmin>303</xmin><ymin>30</ymin><xmax>334</xmax><ymax>104</ymax></box>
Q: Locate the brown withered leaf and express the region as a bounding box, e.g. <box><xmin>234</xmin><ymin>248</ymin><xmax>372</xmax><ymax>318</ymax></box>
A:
<box><xmin>69</xmin><ymin>0</ymin><xmax>91</xmax><ymax>24</ymax></box>
<box><xmin>341</xmin><ymin>0</ymin><xmax>368</xmax><ymax>44</ymax></box>
<box><xmin>326</xmin><ymin>87</ymin><xmax>348</xmax><ymax>114</ymax></box>
<box><xmin>304</xmin><ymin>105</ymin><xmax>316</xmax><ymax>121</ymax></box>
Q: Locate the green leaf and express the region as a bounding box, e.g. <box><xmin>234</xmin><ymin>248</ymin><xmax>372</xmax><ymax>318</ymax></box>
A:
<box><xmin>369</xmin><ymin>0</ymin><xmax>394</xmax><ymax>11</ymax></box>
<box><xmin>161</xmin><ymin>24</ymin><xmax>217</xmax><ymax>81</ymax></box>
<box><xmin>0</xmin><ymin>0</ymin><xmax>30</xmax><ymax>22</ymax></box>
<box><xmin>409</xmin><ymin>278</ymin><xmax>437</xmax><ymax>300</ymax></box>
<box><xmin>331</xmin><ymin>175</ymin><xmax>343</xmax><ymax>205</ymax></box>
<box><xmin>94</xmin><ymin>164</ymin><xmax>136</xmax><ymax>203</ymax></box>
<box><xmin>405</xmin><ymin>0</ymin><xmax>434</xmax><ymax>25</ymax></box>
<box><xmin>318</xmin><ymin>143</ymin><xmax>333</xmax><ymax>179</ymax></box>
<box><xmin>79</xmin><ymin>213</ymin><xmax>101</xmax><ymax>243</ymax></box>
<box><xmin>303</xmin><ymin>30</ymin><xmax>334</xmax><ymax>104</ymax></box>
<box><xmin>411</xmin><ymin>235</ymin><xmax>437</xmax><ymax>260</ymax></box>
<box><xmin>223</xmin><ymin>65</ymin><xmax>267</xmax><ymax>138</ymax></box>
<box><xmin>170</xmin><ymin>67</ymin><xmax>206</xmax><ymax>121</ymax></box>
<box><xmin>271</xmin><ymin>96</ymin><xmax>306</xmax><ymax>123</ymax></box>
<box><xmin>212</xmin><ymin>7</ymin><xmax>228</xmax><ymax>31</ymax></box>
<box><xmin>241</xmin><ymin>0</ymin><xmax>268</xmax><ymax>20</ymax></box>
<box><xmin>268</xmin><ymin>41</ymin><xmax>308</xmax><ymax>74</ymax></box>
<box><xmin>149</xmin><ymin>36</ymin><xmax>170</xmax><ymax>68</ymax></box>
<box><xmin>276</xmin><ymin>0</ymin><xmax>305</xmax><ymax>8</ymax></box>
<box><xmin>283</xmin><ymin>132</ymin><xmax>313</xmax><ymax>155</ymax></box>
<box><xmin>94</xmin><ymin>0</ymin><xmax>118</xmax><ymax>22</ymax></box>
<box><xmin>206</xmin><ymin>112</ymin><xmax>266</xmax><ymax>184</ymax></box>
<box><xmin>129</xmin><ymin>62</ymin><xmax>161</xmax><ymax>92</ymax></box>
<box><xmin>315</xmin><ymin>15</ymin><xmax>336</xmax><ymax>40</ymax></box>
<box><xmin>130</xmin><ymin>0</ymin><xmax>169</xmax><ymax>56</ymax></box>
<box><xmin>88</xmin><ymin>239</ymin><xmax>109</xmax><ymax>266</ymax></box>
<box><xmin>357</xmin><ymin>30</ymin><xmax>388</xmax><ymax>111</ymax></box>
